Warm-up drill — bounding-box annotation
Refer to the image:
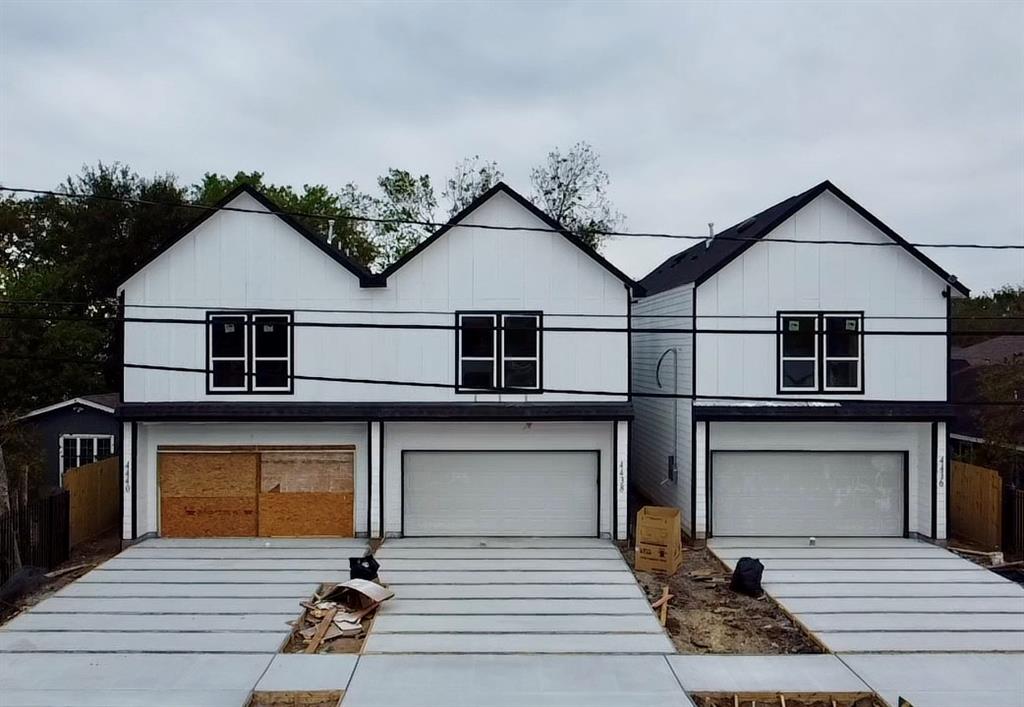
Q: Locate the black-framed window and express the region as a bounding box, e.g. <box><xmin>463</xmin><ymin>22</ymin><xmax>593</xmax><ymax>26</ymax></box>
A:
<box><xmin>457</xmin><ymin>312</ymin><xmax>541</xmax><ymax>391</ymax></box>
<box><xmin>778</xmin><ymin>311</ymin><xmax>863</xmax><ymax>394</ymax></box>
<box><xmin>207</xmin><ymin>311</ymin><xmax>293</xmax><ymax>393</ymax></box>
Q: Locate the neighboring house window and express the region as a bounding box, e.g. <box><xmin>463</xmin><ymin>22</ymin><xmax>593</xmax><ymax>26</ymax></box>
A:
<box><xmin>207</xmin><ymin>311</ymin><xmax>293</xmax><ymax>393</ymax></box>
<box><xmin>778</xmin><ymin>312</ymin><xmax>863</xmax><ymax>393</ymax></box>
<box><xmin>457</xmin><ymin>312</ymin><xmax>541</xmax><ymax>391</ymax></box>
<box><xmin>59</xmin><ymin>434</ymin><xmax>115</xmax><ymax>477</ymax></box>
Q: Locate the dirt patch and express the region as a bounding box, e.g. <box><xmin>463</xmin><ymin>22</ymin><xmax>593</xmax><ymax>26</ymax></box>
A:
<box><xmin>0</xmin><ymin>530</ymin><xmax>121</xmax><ymax>626</ymax></box>
<box><xmin>692</xmin><ymin>695</ymin><xmax>882</xmax><ymax>707</ymax></box>
<box><xmin>247</xmin><ymin>691</ymin><xmax>342</xmax><ymax>707</ymax></box>
<box><xmin>622</xmin><ymin>543</ymin><xmax>822</xmax><ymax>654</ymax></box>
<box><xmin>282</xmin><ymin>581</ymin><xmax>390</xmax><ymax>654</ymax></box>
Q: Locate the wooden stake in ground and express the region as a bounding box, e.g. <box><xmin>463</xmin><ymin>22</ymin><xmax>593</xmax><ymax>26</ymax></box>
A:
<box><xmin>304</xmin><ymin>606</ymin><xmax>339</xmax><ymax>653</ymax></box>
<box><xmin>650</xmin><ymin>585</ymin><xmax>673</xmax><ymax>626</ymax></box>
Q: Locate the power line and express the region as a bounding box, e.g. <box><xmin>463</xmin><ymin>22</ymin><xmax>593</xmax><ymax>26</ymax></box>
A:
<box><xmin>0</xmin><ymin>353</ymin><xmax>1017</xmax><ymax>407</ymax></box>
<box><xmin>2</xmin><ymin>297</ymin><xmax>1019</xmax><ymax>321</ymax></box>
<box><xmin>4</xmin><ymin>311</ymin><xmax>1012</xmax><ymax>337</ymax></box>
<box><xmin>2</xmin><ymin>185</ymin><xmax>1021</xmax><ymax>249</ymax></box>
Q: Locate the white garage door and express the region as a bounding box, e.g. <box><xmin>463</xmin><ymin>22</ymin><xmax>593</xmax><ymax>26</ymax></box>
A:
<box><xmin>712</xmin><ymin>451</ymin><xmax>905</xmax><ymax>537</ymax></box>
<box><xmin>403</xmin><ymin>450</ymin><xmax>598</xmax><ymax>536</ymax></box>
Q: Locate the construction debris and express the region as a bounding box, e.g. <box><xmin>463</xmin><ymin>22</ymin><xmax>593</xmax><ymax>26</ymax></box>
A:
<box><xmin>285</xmin><ymin>579</ymin><xmax>395</xmax><ymax>654</ymax></box>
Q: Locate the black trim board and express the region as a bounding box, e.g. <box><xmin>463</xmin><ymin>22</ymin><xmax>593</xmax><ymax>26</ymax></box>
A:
<box><xmin>693</xmin><ymin>402</ymin><xmax>955</xmax><ymax>422</ymax></box>
<box><xmin>118</xmin><ymin>401</ymin><xmax>634</xmax><ymax>422</ymax></box>
<box><xmin>706</xmin><ymin>448</ymin><xmax>910</xmax><ymax>539</ymax></box>
<box><xmin>931</xmin><ymin>421</ymin><xmax>938</xmax><ymax>539</ymax></box>
<box><xmin>365</xmin><ymin>421</ymin><xmax>372</xmax><ymax>537</ymax></box>
<box><xmin>118</xmin><ymin>184</ymin><xmax>374</xmax><ymax>289</ymax></box>
<box><xmin>130</xmin><ymin>421</ymin><xmax>138</xmax><ymax>540</ymax></box>
<box><xmin>399</xmin><ymin>449</ymin><xmax>602</xmax><ymax>538</ymax></box>
<box><xmin>379</xmin><ymin>421</ymin><xmax>385</xmax><ymax>537</ymax></box>
<box><xmin>638</xmin><ymin>180</ymin><xmax>968</xmax><ymax>297</ymax></box>
<box><xmin>377</xmin><ymin>182</ymin><xmax>643</xmax><ymax>294</ymax></box>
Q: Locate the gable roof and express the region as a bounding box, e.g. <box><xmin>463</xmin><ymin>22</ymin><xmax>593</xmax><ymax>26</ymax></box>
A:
<box><xmin>118</xmin><ymin>184</ymin><xmax>375</xmax><ymax>289</ymax></box>
<box><xmin>19</xmin><ymin>394</ymin><xmax>118</xmax><ymax>421</ymax></box>
<box><xmin>373</xmin><ymin>182</ymin><xmax>642</xmax><ymax>293</ymax></box>
<box><xmin>639</xmin><ymin>180</ymin><xmax>969</xmax><ymax>297</ymax></box>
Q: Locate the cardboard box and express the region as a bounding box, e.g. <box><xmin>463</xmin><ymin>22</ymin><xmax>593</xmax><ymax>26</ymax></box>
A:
<box><xmin>635</xmin><ymin>541</ymin><xmax>682</xmax><ymax>574</ymax></box>
<box><xmin>636</xmin><ymin>506</ymin><xmax>681</xmax><ymax>547</ymax></box>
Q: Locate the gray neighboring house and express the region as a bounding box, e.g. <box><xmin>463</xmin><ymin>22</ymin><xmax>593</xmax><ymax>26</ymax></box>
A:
<box><xmin>18</xmin><ymin>394</ymin><xmax>120</xmax><ymax>488</ymax></box>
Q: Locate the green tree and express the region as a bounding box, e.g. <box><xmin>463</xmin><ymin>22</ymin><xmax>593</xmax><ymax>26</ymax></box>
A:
<box><xmin>192</xmin><ymin>171</ymin><xmax>379</xmax><ymax>267</ymax></box>
<box><xmin>442</xmin><ymin>156</ymin><xmax>503</xmax><ymax>217</ymax></box>
<box><xmin>370</xmin><ymin>169</ymin><xmax>437</xmax><ymax>267</ymax></box>
<box><xmin>952</xmin><ymin>284</ymin><xmax>1024</xmax><ymax>345</ymax></box>
<box><xmin>530</xmin><ymin>142</ymin><xmax>622</xmax><ymax>249</ymax></box>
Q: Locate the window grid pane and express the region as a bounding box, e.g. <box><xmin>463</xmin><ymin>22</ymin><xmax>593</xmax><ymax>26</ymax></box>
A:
<box><xmin>253</xmin><ymin>314</ymin><xmax>292</xmax><ymax>391</ymax></box>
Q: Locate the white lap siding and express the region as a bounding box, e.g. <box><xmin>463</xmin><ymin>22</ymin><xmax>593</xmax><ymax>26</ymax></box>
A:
<box><xmin>630</xmin><ymin>285</ymin><xmax>695</xmax><ymax>536</ymax></box>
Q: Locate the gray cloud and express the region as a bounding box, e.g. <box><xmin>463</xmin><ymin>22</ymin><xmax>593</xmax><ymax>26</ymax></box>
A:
<box><xmin>1</xmin><ymin>0</ymin><xmax>1020</xmax><ymax>291</ymax></box>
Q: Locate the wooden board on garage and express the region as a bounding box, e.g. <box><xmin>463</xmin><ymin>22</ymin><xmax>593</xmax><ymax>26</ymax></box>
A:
<box><xmin>158</xmin><ymin>446</ymin><xmax>354</xmax><ymax>537</ymax></box>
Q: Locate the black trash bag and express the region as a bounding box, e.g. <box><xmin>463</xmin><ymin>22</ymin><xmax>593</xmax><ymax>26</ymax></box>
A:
<box><xmin>350</xmin><ymin>554</ymin><xmax>380</xmax><ymax>581</ymax></box>
<box><xmin>729</xmin><ymin>556</ymin><xmax>764</xmax><ymax>597</ymax></box>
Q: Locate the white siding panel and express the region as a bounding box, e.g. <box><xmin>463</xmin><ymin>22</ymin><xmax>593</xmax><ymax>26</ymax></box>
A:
<box><xmin>629</xmin><ymin>286</ymin><xmax>694</xmax><ymax>536</ymax></box>
<box><xmin>695</xmin><ymin>191</ymin><xmax>948</xmax><ymax>401</ymax></box>
<box><xmin>120</xmin><ymin>191</ymin><xmax>628</xmax><ymax>404</ymax></box>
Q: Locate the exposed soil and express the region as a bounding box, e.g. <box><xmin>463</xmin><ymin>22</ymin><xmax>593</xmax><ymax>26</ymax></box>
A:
<box><xmin>282</xmin><ymin>582</ymin><xmax>382</xmax><ymax>654</ymax></box>
<box><xmin>622</xmin><ymin>543</ymin><xmax>822</xmax><ymax>654</ymax></box>
<box><xmin>692</xmin><ymin>696</ymin><xmax>882</xmax><ymax>707</ymax></box>
<box><xmin>0</xmin><ymin>530</ymin><xmax>121</xmax><ymax>626</ymax></box>
<box><xmin>247</xmin><ymin>691</ymin><xmax>342</xmax><ymax>707</ymax></box>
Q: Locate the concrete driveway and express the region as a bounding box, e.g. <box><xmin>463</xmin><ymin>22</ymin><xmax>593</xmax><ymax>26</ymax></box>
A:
<box><xmin>709</xmin><ymin>536</ymin><xmax>1024</xmax><ymax>653</ymax></box>
<box><xmin>369</xmin><ymin>537</ymin><xmax>674</xmax><ymax>654</ymax></box>
<box><xmin>0</xmin><ymin>537</ymin><xmax>367</xmax><ymax>706</ymax></box>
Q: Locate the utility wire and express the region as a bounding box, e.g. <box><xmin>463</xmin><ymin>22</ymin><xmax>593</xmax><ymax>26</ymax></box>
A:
<box><xmin>2</xmin><ymin>185</ymin><xmax>1021</xmax><ymax>249</ymax></box>
<box><xmin>0</xmin><ymin>353</ymin><xmax>1017</xmax><ymax>407</ymax></box>
<box><xmin>1</xmin><ymin>298</ymin><xmax>1018</xmax><ymax>321</ymax></box>
<box><xmin>3</xmin><ymin>311</ymin><xmax>1009</xmax><ymax>337</ymax></box>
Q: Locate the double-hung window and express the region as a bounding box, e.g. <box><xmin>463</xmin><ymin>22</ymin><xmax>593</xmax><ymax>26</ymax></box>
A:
<box><xmin>457</xmin><ymin>312</ymin><xmax>541</xmax><ymax>391</ymax></box>
<box><xmin>778</xmin><ymin>312</ymin><xmax>863</xmax><ymax>393</ymax></box>
<box><xmin>59</xmin><ymin>434</ymin><xmax>115</xmax><ymax>477</ymax></box>
<box><xmin>208</xmin><ymin>311</ymin><xmax>293</xmax><ymax>393</ymax></box>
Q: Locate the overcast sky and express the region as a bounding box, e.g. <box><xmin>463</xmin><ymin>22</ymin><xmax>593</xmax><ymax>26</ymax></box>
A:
<box><xmin>1</xmin><ymin>1</ymin><xmax>1021</xmax><ymax>292</ymax></box>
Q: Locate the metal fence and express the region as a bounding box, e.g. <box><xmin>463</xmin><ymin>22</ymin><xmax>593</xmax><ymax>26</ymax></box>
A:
<box><xmin>0</xmin><ymin>489</ymin><xmax>70</xmax><ymax>586</ymax></box>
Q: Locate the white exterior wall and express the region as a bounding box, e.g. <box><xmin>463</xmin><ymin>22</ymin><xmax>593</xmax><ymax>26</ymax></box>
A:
<box><xmin>706</xmin><ymin>421</ymin><xmax>936</xmax><ymax>537</ymax></box>
<box><xmin>130</xmin><ymin>422</ymin><xmax>369</xmax><ymax>537</ymax></box>
<box><xmin>119</xmin><ymin>191</ymin><xmax>629</xmax><ymax>404</ymax></box>
<box><xmin>629</xmin><ymin>285</ymin><xmax>696</xmax><ymax>536</ymax></box>
<box><xmin>696</xmin><ymin>191</ymin><xmax>948</xmax><ymax>401</ymax></box>
<box><xmin>380</xmin><ymin>422</ymin><xmax>619</xmax><ymax>538</ymax></box>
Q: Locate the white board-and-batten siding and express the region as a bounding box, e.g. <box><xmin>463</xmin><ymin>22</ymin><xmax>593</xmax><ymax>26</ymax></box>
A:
<box><xmin>696</xmin><ymin>191</ymin><xmax>948</xmax><ymax>401</ymax></box>
<box><xmin>119</xmin><ymin>191</ymin><xmax>629</xmax><ymax>403</ymax></box>
<box><xmin>629</xmin><ymin>285</ymin><xmax>696</xmax><ymax>536</ymax></box>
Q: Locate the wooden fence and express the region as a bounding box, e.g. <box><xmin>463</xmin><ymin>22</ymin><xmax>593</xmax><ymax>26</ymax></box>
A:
<box><xmin>950</xmin><ymin>461</ymin><xmax>1003</xmax><ymax>550</ymax></box>
<box><xmin>64</xmin><ymin>456</ymin><xmax>120</xmax><ymax>548</ymax></box>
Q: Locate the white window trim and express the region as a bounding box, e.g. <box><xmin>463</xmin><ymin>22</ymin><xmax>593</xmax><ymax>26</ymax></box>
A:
<box><xmin>252</xmin><ymin>313</ymin><xmax>293</xmax><ymax>392</ymax></box>
<box><xmin>59</xmin><ymin>434</ymin><xmax>115</xmax><ymax>482</ymax></box>
<box><xmin>823</xmin><ymin>313</ymin><xmax>863</xmax><ymax>392</ymax></box>
<box><xmin>779</xmin><ymin>314</ymin><xmax>818</xmax><ymax>392</ymax></box>
<box><xmin>208</xmin><ymin>314</ymin><xmax>249</xmax><ymax>392</ymax></box>
<box><xmin>458</xmin><ymin>314</ymin><xmax>498</xmax><ymax>390</ymax></box>
<box><xmin>500</xmin><ymin>314</ymin><xmax>541</xmax><ymax>390</ymax></box>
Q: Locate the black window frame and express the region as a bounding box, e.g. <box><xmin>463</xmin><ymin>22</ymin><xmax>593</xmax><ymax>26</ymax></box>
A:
<box><xmin>455</xmin><ymin>310</ymin><xmax>543</xmax><ymax>393</ymax></box>
<box><xmin>206</xmin><ymin>310</ymin><xmax>295</xmax><ymax>395</ymax></box>
<box><xmin>776</xmin><ymin>311</ymin><xmax>864</xmax><ymax>395</ymax></box>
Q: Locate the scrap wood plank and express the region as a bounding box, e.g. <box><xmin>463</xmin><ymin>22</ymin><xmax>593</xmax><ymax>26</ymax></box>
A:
<box><xmin>304</xmin><ymin>606</ymin><xmax>338</xmax><ymax>653</ymax></box>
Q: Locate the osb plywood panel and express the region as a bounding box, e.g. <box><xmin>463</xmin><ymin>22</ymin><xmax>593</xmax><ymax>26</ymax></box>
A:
<box><xmin>260</xmin><ymin>451</ymin><xmax>354</xmax><ymax>494</ymax></box>
<box><xmin>160</xmin><ymin>496</ymin><xmax>258</xmax><ymax>537</ymax></box>
<box><xmin>159</xmin><ymin>452</ymin><xmax>258</xmax><ymax>498</ymax></box>
<box><xmin>258</xmin><ymin>492</ymin><xmax>354</xmax><ymax>537</ymax></box>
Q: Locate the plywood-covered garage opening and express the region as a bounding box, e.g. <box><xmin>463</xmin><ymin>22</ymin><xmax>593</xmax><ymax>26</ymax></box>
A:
<box><xmin>158</xmin><ymin>446</ymin><xmax>354</xmax><ymax>537</ymax></box>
